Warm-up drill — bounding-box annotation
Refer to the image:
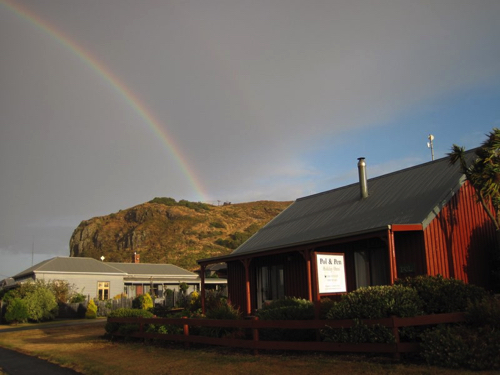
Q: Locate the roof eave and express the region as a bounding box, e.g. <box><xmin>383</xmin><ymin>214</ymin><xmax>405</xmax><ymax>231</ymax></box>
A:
<box><xmin>198</xmin><ymin>225</ymin><xmax>393</xmax><ymax>265</ymax></box>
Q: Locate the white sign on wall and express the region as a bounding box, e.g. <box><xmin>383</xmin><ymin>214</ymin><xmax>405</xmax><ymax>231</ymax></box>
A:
<box><xmin>316</xmin><ymin>253</ymin><xmax>347</xmax><ymax>294</ymax></box>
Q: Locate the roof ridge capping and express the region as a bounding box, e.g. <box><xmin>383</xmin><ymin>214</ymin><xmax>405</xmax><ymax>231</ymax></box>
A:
<box><xmin>296</xmin><ymin>148</ymin><xmax>477</xmax><ymax>202</ymax></box>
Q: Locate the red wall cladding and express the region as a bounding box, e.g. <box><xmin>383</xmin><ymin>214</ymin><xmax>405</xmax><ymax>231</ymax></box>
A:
<box><xmin>423</xmin><ymin>181</ymin><xmax>497</xmax><ymax>288</ymax></box>
<box><xmin>226</xmin><ymin>261</ymin><xmax>247</xmax><ymax>312</ymax></box>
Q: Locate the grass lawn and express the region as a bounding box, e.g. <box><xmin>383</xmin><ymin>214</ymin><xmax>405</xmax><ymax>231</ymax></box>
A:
<box><xmin>0</xmin><ymin>321</ymin><xmax>496</xmax><ymax>375</ymax></box>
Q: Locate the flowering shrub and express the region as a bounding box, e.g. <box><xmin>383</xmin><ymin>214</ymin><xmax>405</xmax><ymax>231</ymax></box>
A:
<box><xmin>132</xmin><ymin>293</ymin><xmax>153</xmax><ymax>310</ymax></box>
<box><xmin>85</xmin><ymin>299</ymin><xmax>97</xmax><ymax>319</ymax></box>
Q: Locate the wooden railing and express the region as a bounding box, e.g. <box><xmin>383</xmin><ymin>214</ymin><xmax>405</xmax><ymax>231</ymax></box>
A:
<box><xmin>107</xmin><ymin>312</ymin><xmax>466</xmax><ymax>358</ymax></box>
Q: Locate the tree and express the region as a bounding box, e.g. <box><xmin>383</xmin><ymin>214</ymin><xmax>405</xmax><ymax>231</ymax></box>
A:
<box><xmin>449</xmin><ymin>128</ymin><xmax>500</xmax><ymax>291</ymax></box>
<box><xmin>448</xmin><ymin>128</ymin><xmax>500</xmax><ymax>231</ymax></box>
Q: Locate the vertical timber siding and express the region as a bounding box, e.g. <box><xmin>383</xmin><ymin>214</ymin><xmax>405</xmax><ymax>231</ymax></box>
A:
<box><xmin>423</xmin><ymin>182</ymin><xmax>496</xmax><ymax>288</ymax></box>
<box><xmin>283</xmin><ymin>253</ymin><xmax>309</xmax><ymax>299</ymax></box>
<box><xmin>227</xmin><ymin>261</ymin><xmax>247</xmax><ymax>312</ymax></box>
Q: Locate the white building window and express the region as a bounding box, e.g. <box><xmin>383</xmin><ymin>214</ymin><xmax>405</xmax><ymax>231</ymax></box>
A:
<box><xmin>98</xmin><ymin>281</ymin><xmax>110</xmax><ymax>300</ymax></box>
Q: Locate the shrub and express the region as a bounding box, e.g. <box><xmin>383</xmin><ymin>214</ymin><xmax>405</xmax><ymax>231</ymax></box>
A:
<box><xmin>2</xmin><ymin>281</ymin><xmax>58</xmax><ymax>322</ymax></box>
<box><xmin>465</xmin><ymin>295</ymin><xmax>500</xmax><ymax>329</ymax></box>
<box><xmin>48</xmin><ymin>280</ymin><xmax>73</xmax><ymax>304</ymax></box>
<box><xmin>69</xmin><ymin>293</ymin><xmax>86</xmax><ymax>304</ymax></box>
<box><xmin>324</xmin><ymin>320</ymin><xmax>396</xmax><ymax>344</ymax></box>
<box><xmin>420</xmin><ymin>325</ymin><xmax>500</xmax><ymax>370</ymax></box>
<box><xmin>395</xmin><ymin>275</ymin><xmax>487</xmax><ymax>314</ymax></box>
<box><xmin>105</xmin><ymin>308</ymin><xmax>154</xmax><ymax>335</ymax></box>
<box><xmin>132</xmin><ymin>293</ymin><xmax>153</xmax><ymax>310</ymax></box>
<box><xmin>256</xmin><ymin>298</ymin><xmax>315</xmax><ymax>341</ymax></box>
<box><xmin>85</xmin><ymin>299</ymin><xmax>97</xmax><ymax>319</ymax></box>
<box><xmin>189</xmin><ymin>291</ymin><xmax>201</xmax><ymax>312</ymax></box>
<box><xmin>210</xmin><ymin>221</ymin><xmax>226</xmax><ymax>229</ymax></box>
<box><xmin>179</xmin><ymin>283</ymin><xmax>189</xmax><ymax>294</ymax></box>
<box><xmin>323</xmin><ymin>285</ymin><xmax>423</xmax><ymax>343</ymax></box>
<box><xmin>149</xmin><ymin>197</ymin><xmax>210</xmax><ymax>211</ymax></box>
<box><xmin>319</xmin><ymin>297</ymin><xmax>336</xmax><ymax>319</ymax></box>
<box><xmin>5</xmin><ymin>298</ymin><xmax>29</xmax><ymax>324</ymax></box>
<box><xmin>204</xmin><ymin>290</ymin><xmax>228</xmax><ymax>311</ymax></box>
<box><xmin>326</xmin><ymin>285</ymin><xmax>423</xmax><ymax>320</ymax></box>
<box><xmin>23</xmin><ymin>282</ymin><xmax>58</xmax><ymax>322</ymax></box>
<box><xmin>200</xmin><ymin>302</ymin><xmax>242</xmax><ymax>338</ymax></box>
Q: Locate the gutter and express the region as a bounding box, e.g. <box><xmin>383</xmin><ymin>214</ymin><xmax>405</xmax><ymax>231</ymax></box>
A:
<box><xmin>198</xmin><ymin>225</ymin><xmax>394</xmax><ymax>266</ymax></box>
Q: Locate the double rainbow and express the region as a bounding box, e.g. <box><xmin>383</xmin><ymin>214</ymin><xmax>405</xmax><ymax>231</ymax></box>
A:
<box><xmin>1</xmin><ymin>0</ymin><xmax>208</xmax><ymax>202</ymax></box>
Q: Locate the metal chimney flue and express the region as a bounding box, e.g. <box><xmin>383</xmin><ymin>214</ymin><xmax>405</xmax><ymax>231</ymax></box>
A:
<box><xmin>357</xmin><ymin>157</ymin><xmax>368</xmax><ymax>199</ymax></box>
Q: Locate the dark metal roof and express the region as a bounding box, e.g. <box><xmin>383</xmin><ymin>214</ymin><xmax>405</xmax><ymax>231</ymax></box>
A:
<box><xmin>229</xmin><ymin>150</ymin><xmax>475</xmax><ymax>257</ymax></box>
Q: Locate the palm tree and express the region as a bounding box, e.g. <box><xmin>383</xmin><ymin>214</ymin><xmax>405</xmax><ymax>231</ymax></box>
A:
<box><xmin>448</xmin><ymin>128</ymin><xmax>500</xmax><ymax>232</ymax></box>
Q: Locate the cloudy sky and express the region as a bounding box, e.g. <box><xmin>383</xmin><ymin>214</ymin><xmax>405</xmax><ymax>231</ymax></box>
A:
<box><xmin>1</xmin><ymin>0</ymin><xmax>499</xmax><ymax>279</ymax></box>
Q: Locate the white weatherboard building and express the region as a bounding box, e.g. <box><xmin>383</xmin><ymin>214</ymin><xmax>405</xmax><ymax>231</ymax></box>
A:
<box><xmin>7</xmin><ymin>257</ymin><xmax>225</xmax><ymax>300</ymax></box>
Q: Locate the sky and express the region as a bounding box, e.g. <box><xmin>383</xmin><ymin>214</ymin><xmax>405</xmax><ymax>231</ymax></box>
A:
<box><xmin>1</xmin><ymin>0</ymin><xmax>500</xmax><ymax>280</ymax></box>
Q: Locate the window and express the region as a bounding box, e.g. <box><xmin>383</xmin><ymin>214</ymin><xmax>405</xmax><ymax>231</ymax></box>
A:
<box><xmin>98</xmin><ymin>281</ymin><xmax>110</xmax><ymax>300</ymax></box>
<box><xmin>354</xmin><ymin>248</ymin><xmax>389</xmax><ymax>288</ymax></box>
<box><xmin>257</xmin><ymin>264</ymin><xmax>284</xmax><ymax>309</ymax></box>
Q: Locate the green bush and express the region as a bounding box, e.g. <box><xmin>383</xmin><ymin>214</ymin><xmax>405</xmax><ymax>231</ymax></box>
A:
<box><xmin>69</xmin><ymin>293</ymin><xmax>86</xmax><ymax>304</ymax></box>
<box><xmin>105</xmin><ymin>308</ymin><xmax>155</xmax><ymax>335</ymax></box>
<box><xmin>132</xmin><ymin>293</ymin><xmax>153</xmax><ymax>310</ymax></box>
<box><xmin>22</xmin><ymin>282</ymin><xmax>58</xmax><ymax>322</ymax></box>
<box><xmin>323</xmin><ymin>285</ymin><xmax>423</xmax><ymax>344</ymax></box>
<box><xmin>5</xmin><ymin>298</ymin><xmax>29</xmax><ymax>324</ymax></box>
<box><xmin>85</xmin><ymin>299</ymin><xmax>97</xmax><ymax>319</ymax></box>
<box><xmin>256</xmin><ymin>298</ymin><xmax>315</xmax><ymax>341</ymax></box>
<box><xmin>178</xmin><ymin>283</ymin><xmax>189</xmax><ymax>295</ymax></box>
<box><xmin>149</xmin><ymin>197</ymin><xmax>210</xmax><ymax>211</ymax></box>
<box><xmin>200</xmin><ymin>302</ymin><xmax>242</xmax><ymax>338</ymax></box>
<box><xmin>326</xmin><ymin>285</ymin><xmax>423</xmax><ymax>320</ymax></box>
<box><xmin>395</xmin><ymin>275</ymin><xmax>487</xmax><ymax>314</ymax></box>
<box><xmin>420</xmin><ymin>325</ymin><xmax>500</xmax><ymax>370</ymax></box>
<box><xmin>204</xmin><ymin>290</ymin><xmax>228</xmax><ymax>312</ymax></box>
<box><xmin>465</xmin><ymin>295</ymin><xmax>500</xmax><ymax>329</ymax></box>
<box><xmin>2</xmin><ymin>281</ymin><xmax>58</xmax><ymax>322</ymax></box>
<box><xmin>324</xmin><ymin>320</ymin><xmax>396</xmax><ymax>344</ymax></box>
<box><xmin>210</xmin><ymin>221</ymin><xmax>226</xmax><ymax>229</ymax></box>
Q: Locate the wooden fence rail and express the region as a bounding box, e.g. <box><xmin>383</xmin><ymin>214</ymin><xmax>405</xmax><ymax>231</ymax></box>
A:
<box><xmin>107</xmin><ymin>312</ymin><xmax>466</xmax><ymax>358</ymax></box>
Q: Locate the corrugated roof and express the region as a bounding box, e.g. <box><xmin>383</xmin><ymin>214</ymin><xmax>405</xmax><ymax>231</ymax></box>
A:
<box><xmin>231</xmin><ymin>150</ymin><xmax>475</xmax><ymax>256</ymax></box>
<box><xmin>13</xmin><ymin>257</ymin><xmax>126</xmax><ymax>279</ymax></box>
<box><xmin>107</xmin><ymin>262</ymin><xmax>197</xmax><ymax>277</ymax></box>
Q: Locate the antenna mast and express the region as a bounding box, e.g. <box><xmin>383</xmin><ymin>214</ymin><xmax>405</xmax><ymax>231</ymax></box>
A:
<box><xmin>427</xmin><ymin>134</ymin><xmax>435</xmax><ymax>161</ymax></box>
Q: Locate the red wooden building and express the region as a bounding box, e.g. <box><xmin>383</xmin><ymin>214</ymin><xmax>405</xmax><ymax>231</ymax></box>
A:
<box><xmin>198</xmin><ymin>150</ymin><xmax>496</xmax><ymax>315</ymax></box>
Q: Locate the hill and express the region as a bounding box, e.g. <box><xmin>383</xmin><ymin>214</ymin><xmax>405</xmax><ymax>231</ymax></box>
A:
<box><xmin>69</xmin><ymin>198</ymin><xmax>291</xmax><ymax>270</ymax></box>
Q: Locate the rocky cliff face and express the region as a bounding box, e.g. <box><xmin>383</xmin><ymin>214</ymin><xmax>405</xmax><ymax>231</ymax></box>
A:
<box><xmin>69</xmin><ymin>200</ymin><xmax>291</xmax><ymax>270</ymax></box>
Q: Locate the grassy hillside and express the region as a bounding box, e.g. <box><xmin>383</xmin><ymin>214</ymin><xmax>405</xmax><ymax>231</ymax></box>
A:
<box><xmin>69</xmin><ymin>198</ymin><xmax>291</xmax><ymax>270</ymax></box>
